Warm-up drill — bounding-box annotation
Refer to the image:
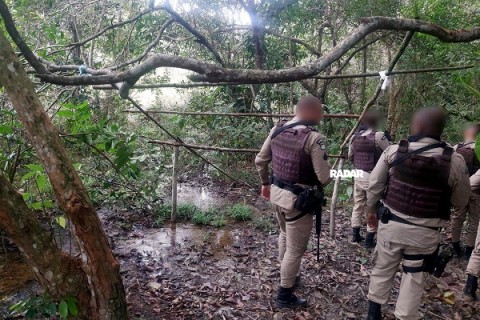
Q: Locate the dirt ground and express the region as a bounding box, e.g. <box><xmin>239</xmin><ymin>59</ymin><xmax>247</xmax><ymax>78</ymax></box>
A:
<box><xmin>101</xmin><ymin>186</ymin><xmax>480</xmax><ymax>320</ymax></box>
<box><xmin>2</xmin><ymin>182</ymin><xmax>480</xmax><ymax>319</ymax></box>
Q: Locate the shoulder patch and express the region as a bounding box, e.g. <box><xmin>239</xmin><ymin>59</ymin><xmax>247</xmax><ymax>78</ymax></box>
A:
<box><xmin>316</xmin><ymin>139</ymin><xmax>326</xmax><ymax>150</ymax></box>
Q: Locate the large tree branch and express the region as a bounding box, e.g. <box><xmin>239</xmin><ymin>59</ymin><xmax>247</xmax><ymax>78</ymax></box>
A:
<box><xmin>2</xmin><ymin>7</ymin><xmax>479</xmax><ymax>96</ymax></box>
<box><xmin>0</xmin><ymin>0</ymin><xmax>48</xmax><ymax>73</ymax></box>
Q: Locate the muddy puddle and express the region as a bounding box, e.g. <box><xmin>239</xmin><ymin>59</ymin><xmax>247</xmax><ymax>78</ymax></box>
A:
<box><xmin>176</xmin><ymin>183</ymin><xmax>226</xmax><ymax>210</ymax></box>
<box><xmin>0</xmin><ymin>182</ymin><xmax>255</xmax><ymax>317</ymax></box>
<box><xmin>115</xmin><ymin>223</ymin><xmax>235</xmax><ymax>260</ymax></box>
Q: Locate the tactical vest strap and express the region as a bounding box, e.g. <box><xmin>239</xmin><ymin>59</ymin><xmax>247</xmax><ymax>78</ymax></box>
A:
<box><xmin>397</xmin><ymin>139</ymin><xmax>409</xmax><ymax>154</ymax></box>
<box><xmin>271</xmin><ymin>120</ymin><xmax>317</xmax><ymax>140</ymax></box>
<box><xmin>391</xmin><ymin>141</ymin><xmax>447</xmax><ymax>168</ymax></box>
<box><xmin>440</xmin><ymin>145</ymin><xmax>454</xmax><ymax>161</ymax></box>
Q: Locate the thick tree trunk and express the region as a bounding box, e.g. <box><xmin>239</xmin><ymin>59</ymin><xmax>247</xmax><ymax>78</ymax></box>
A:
<box><xmin>0</xmin><ymin>172</ymin><xmax>91</xmax><ymax>318</ymax></box>
<box><xmin>0</xmin><ymin>32</ymin><xmax>128</xmax><ymax>319</ymax></box>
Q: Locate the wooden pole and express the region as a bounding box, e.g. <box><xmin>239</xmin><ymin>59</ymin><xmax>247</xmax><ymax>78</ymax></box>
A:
<box><xmin>171</xmin><ymin>145</ymin><xmax>179</xmax><ymax>222</ymax></box>
<box><xmin>313</xmin><ymin>64</ymin><xmax>474</xmax><ymax>80</ymax></box>
<box><xmin>339</xmin><ymin>31</ymin><xmax>415</xmax><ymax>152</ymax></box>
<box><xmin>125</xmin><ymin>110</ymin><xmax>359</xmax><ymax>119</ymax></box>
<box><xmin>148</xmin><ymin>139</ymin><xmax>345</xmax><ymax>157</ymax></box>
<box><xmin>329</xmin><ymin>158</ymin><xmax>344</xmax><ymax>238</ymax></box>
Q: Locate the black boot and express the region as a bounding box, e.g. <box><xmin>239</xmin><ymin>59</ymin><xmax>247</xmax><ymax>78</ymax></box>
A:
<box><xmin>365</xmin><ymin>232</ymin><xmax>376</xmax><ymax>249</ymax></box>
<box><xmin>366</xmin><ymin>300</ymin><xmax>381</xmax><ymax>320</ymax></box>
<box><xmin>465</xmin><ymin>246</ymin><xmax>474</xmax><ymax>261</ymax></box>
<box><xmin>352</xmin><ymin>227</ymin><xmax>364</xmax><ymax>243</ymax></box>
<box><xmin>276</xmin><ymin>286</ymin><xmax>307</xmax><ymax>309</ymax></box>
<box><xmin>464</xmin><ymin>274</ymin><xmax>478</xmax><ymax>301</ymax></box>
<box><xmin>452</xmin><ymin>242</ymin><xmax>463</xmax><ymax>258</ymax></box>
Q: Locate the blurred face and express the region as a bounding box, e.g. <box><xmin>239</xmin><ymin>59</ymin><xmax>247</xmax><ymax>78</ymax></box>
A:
<box><xmin>298</xmin><ymin>102</ymin><xmax>323</xmax><ymax>124</ymax></box>
<box><xmin>410</xmin><ymin>116</ymin><xmax>420</xmax><ymax>135</ymax></box>
<box><xmin>464</xmin><ymin>126</ymin><xmax>478</xmax><ymax>142</ymax></box>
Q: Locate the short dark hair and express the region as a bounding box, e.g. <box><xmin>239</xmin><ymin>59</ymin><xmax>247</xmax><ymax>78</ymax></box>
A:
<box><xmin>413</xmin><ymin>107</ymin><xmax>447</xmax><ymax>136</ymax></box>
<box><xmin>296</xmin><ymin>95</ymin><xmax>322</xmax><ymax>111</ymax></box>
<box><xmin>361</xmin><ymin>110</ymin><xmax>380</xmax><ymax>129</ymax></box>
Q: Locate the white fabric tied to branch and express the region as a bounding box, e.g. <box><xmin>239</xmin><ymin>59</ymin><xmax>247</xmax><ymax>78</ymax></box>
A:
<box><xmin>379</xmin><ymin>70</ymin><xmax>390</xmax><ymax>90</ymax></box>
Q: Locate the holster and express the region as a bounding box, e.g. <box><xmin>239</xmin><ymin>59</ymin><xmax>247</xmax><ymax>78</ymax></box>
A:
<box><xmin>422</xmin><ymin>246</ymin><xmax>439</xmax><ymax>275</ymax></box>
<box><xmin>294</xmin><ymin>187</ymin><xmax>325</xmax><ymax>213</ymax></box>
<box><xmin>376</xmin><ymin>202</ymin><xmax>390</xmax><ymax>224</ymax></box>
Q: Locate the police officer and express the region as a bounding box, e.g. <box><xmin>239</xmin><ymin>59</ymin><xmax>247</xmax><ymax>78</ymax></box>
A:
<box><xmin>364</xmin><ymin>107</ymin><xmax>470</xmax><ymax>320</ymax></box>
<box><xmin>348</xmin><ymin>111</ymin><xmax>391</xmax><ymax>247</ymax></box>
<box><xmin>451</xmin><ymin>124</ymin><xmax>480</xmax><ymax>260</ymax></box>
<box><xmin>464</xmin><ymin>168</ymin><xmax>480</xmax><ymax>300</ymax></box>
<box><xmin>255</xmin><ymin>95</ymin><xmax>330</xmax><ymax>309</ymax></box>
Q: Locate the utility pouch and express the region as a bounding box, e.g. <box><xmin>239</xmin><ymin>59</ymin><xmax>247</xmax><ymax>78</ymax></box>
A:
<box><xmin>294</xmin><ymin>187</ymin><xmax>324</xmax><ymax>213</ymax></box>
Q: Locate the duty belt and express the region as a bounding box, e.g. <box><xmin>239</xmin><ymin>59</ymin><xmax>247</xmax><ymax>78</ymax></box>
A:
<box><xmin>270</xmin><ymin>176</ymin><xmax>315</xmax><ymax>222</ymax></box>
<box><xmin>383</xmin><ymin>211</ymin><xmax>441</xmax><ymax>232</ymax></box>
<box><xmin>271</xmin><ymin>176</ymin><xmax>305</xmax><ymax>196</ymax></box>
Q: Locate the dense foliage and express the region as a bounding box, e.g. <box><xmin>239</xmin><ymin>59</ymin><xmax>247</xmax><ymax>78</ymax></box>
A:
<box><xmin>0</xmin><ymin>0</ymin><xmax>479</xmax><ymax>216</ymax></box>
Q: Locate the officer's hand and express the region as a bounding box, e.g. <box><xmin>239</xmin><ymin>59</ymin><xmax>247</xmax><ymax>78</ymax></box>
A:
<box><xmin>367</xmin><ymin>212</ymin><xmax>378</xmax><ymax>231</ymax></box>
<box><xmin>261</xmin><ymin>185</ymin><xmax>270</xmax><ymax>200</ymax></box>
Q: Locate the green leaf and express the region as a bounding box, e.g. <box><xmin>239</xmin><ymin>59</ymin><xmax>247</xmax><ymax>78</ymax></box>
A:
<box><xmin>30</xmin><ymin>202</ymin><xmax>44</xmax><ymax>210</ymax></box>
<box><xmin>461</xmin><ymin>80</ymin><xmax>480</xmax><ymax>98</ymax></box>
<box><xmin>30</xmin><ymin>200</ymin><xmax>53</xmax><ymax>210</ymax></box>
<box><xmin>22</xmin><ymin>192</ymin><xmax>31</xmax><ymax>201</ymax></box>
<box><xmin>9</xmin><ymin>300</ymin><xmax>26</xmax><ymax>311</ymax></box>
<box><xmin>25</xmin><ymin>308</ymin><xmax>37</xmax><ymax>319</ymax></box>
<box><xmin>67</xmin><ymin>298</ymin><xmax>78</xmax><ymax>316</ymax></box>
<box><xmin>57</xmin><ymin>110</ymin><xmax>75</xmax><ymax>118</ymax></box>
<box><xmin>22</xmin><ymin>171</ymin><xmax>37</xmax><ymax>181</ymax></box>
<box><xmin>0</xmin><ymin>124</ymin><xmax>14</xmax><ymax>134</ymax></box>
<box><xmin>35</xmin><ymin>174</ymin><xmax>48</xmax><ymax>191</ymax></box>
<box><xmin>42</xmin><ymin>200</ymin><xmax>53</xmax><ymax>209</ymax></box>
<box><xmin>58</xmin><ymin>300</ymin><xmax>68</xmax><ymax>319</ymax></box>
<box><xmin>47</xmin><ymin>302</ymin><xmax>57</xmax><ymax>316</ymax></box>
<box><xmin>26</xmin><ymin>164</ymin><xmax>43</xmax><ymax>172</ymax></box>
<box><xmin>55</xmin><ymin>216</ymin><xmax>67</xmax><ymax>228</ymax></box>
